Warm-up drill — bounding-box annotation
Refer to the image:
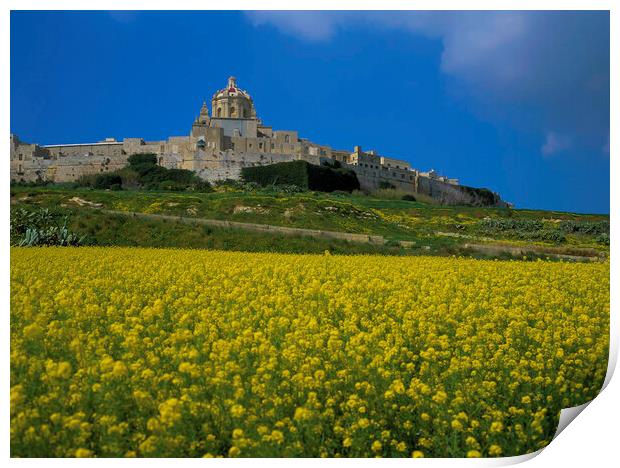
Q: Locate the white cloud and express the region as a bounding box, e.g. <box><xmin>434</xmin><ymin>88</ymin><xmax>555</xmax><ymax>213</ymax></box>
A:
<box><xmin>244</xmin><ymin>11</ymin><xmax>609</xmax><ymax>155</ymax></box>
<box><xmin>541</xmin><ymin>132</ymin><xmax>572</xmax><ymax>156</ymax></box>
<box><xmin>246</xmin><ymin>10</ymin><xmax>343</xmax><ymax>41</ymax></box>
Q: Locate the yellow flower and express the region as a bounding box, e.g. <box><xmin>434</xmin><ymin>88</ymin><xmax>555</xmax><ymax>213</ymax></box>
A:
<box><xmin>489</xmin><ymin>445</ymin><xmax>503</xmax><ymax>456</ymax></box>
<box><xmin>230</xmin><ymin>404</ymin><xmax>245</xmax><ymax>418</ymax></box>
<box><xmin>75</xmin><ymin>448</ymin><xmax>93</xmax><ymax>458</ymax></box>
<box><xmin>371</xmin><ymin>441</ymin><xmax>382</xmax><ymax>453</ymax></box>
<box><xmin>146</xmin><ymin>418</ymin><xmax>160</xmax><ymax>432</ymax></box>
<box><xmin>23</xmin><ymin>323</ymin><xmax>44</xmax><ymax>341</ymax></box>
<box><xmin>158</xmin><ymin>398</ymin><xmax>181</xmax><ymax>426</ymax></box>
<box><xmin>111</xmin><ymin>361</ymin><xmax>128</xmax><ymax>377</ymax></box>
<box><xmin>465</xmin><ymin>436</ymin><xmax>478</xmax><ymax>447</ymax></box>
<box><xmin>294</xmin><ymin>407</ymin><xmax>312</xmax><ymax>421</ymax></box>
<box><xmin>432</xmin><ymin>390</ymin><xmax>447</xmax><ymax>404</ymax></box>
<box><xmin>228</xmin><ymin>446</ymin><xmax>241</xmax><ymax>457</ymax></box>
<box><xmin>270</xmin><ymin>430</ymin><xmax>284</xmax><ymax>444</ymax></box>
<box><xmin>490</xmin><ymin>421</ymin><xmax>504</xmax><ymax>433</ymax></box>
<box><xmin>412</xmin><ymin>450</ymin><xmax>424</xmax><ymax>458</ymax></box>
<box><xmin>467</xmin><ymin>450</ymin><xmax>481</xmax><ymax>458</ymax></box>
<box><xmin>56</xmin><ymin>362</ymin><xmax>72</xmax><ymax>379</ymax></box>
<box><xmin>9</xmin><ymin>247</ymin><xmax>610</xmax><ymax>457</ymax></box>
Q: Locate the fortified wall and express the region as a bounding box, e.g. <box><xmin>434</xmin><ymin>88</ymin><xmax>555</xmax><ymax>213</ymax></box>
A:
<box><xmin>10</xmin><ymin>76</ymin><xmax>504</xmax><ymax>207</ymax></box>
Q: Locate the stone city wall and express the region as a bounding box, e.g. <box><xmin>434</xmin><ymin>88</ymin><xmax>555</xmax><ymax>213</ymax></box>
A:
<box><xmin>416</xmin><ymin>175</ymin><xmax>504</xmax><ymax>207</ymax></box>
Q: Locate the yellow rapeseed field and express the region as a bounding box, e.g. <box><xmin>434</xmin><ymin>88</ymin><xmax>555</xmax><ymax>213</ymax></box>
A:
<box><xmin>10</xmin><ymin>247</ymin><xmax>609</xmax><ymax>457</ymax></box>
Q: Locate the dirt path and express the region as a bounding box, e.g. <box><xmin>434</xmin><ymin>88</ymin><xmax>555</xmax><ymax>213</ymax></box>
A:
<box><xmin>102</xmin><ymin>210</ymin><xmax>386</xmax><ymax>245</ymax></box>
<box><xmin>461</xmin><ymin>242</ymin><xmax>604</xmax><ymax>262</ymax></box>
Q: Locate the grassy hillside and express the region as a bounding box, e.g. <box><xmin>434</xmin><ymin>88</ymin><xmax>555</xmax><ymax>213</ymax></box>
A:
<box><xmin>10</xmin><ymin>185</ymin><xmax>609</xmax><ymax>259</ymax></box>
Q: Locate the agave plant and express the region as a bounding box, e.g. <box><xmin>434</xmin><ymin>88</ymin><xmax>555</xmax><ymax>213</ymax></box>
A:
<box><xmin>11</xmin><ymin>208</ymin><xmax>85</xmax><ymax>247</ymax></box>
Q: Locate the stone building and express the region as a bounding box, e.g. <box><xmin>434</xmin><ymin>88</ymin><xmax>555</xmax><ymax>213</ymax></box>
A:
<box><xmin>10</xmin><ymin>77</ymin><xmax>505</xmax><ymax>205</ymax></box>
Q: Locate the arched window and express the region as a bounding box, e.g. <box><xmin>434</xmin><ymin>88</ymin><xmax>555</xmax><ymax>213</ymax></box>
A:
<box><xmin>217</xmin><ymin>108</ymin><xmax>222</xmax><ymax>117</ymax></box>
<box><xmin>243</xmin><ymin>108</ymin><xmax>249</xmax><ymax>118</ymax></box>
<box><xmin>230</xmin><ymin>107</ymin><xmax>236</xmax><ymax>117</ymax></box>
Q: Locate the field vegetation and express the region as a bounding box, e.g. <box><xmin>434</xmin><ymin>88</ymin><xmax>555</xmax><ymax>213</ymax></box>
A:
<box><xmin>10</xmin><ymin>185</ymin><xmax>609</xmax><ymax>259</ymax></box>
<box><xmin>10</xmin><ymin>247</ymin><xmax>609</xmax><ymax>457</ymax></box>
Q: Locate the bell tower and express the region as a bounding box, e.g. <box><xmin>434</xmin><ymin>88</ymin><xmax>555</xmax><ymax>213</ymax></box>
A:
<box><xmin>191</xmin><ymin>100</ymin><xmax>211</xmax><ymax>137</ymax></box>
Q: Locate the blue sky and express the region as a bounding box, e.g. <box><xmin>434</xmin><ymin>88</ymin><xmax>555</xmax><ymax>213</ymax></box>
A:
<box><xmin>10</xmin><ymin>11</ymin><xmax>609</xmax><ymax>213</ymax></box>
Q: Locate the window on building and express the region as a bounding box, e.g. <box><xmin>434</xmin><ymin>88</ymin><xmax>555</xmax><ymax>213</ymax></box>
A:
<box><xmin>285</xmin><ymin>135</ymin><xmax>290</xmax><ymax>143</ymax></box>
<box><xmin>18</xmin><ymin>164</ymin><xmax>22</xmax><ymax>173</ymax></box>
<box><xmin>217</xmin><ymin>108</ymin><xmax>222</xmax><ymax>117</ymax></box>
<box><xmin>259</xmin><ymin>142</ymin><xmax>263</xmax><ymax>149</ymax></box>
<box><xmin>18</xmin><ymin>154</ymin><xmax>22</xmax><ymax>160</ymax></box>
<box><xmin>244</xmin><ymin>108</ymin><xmax>249</xmax><ymax>118</ymax></box>
<box><xmin>230</xmin><ymin>107</ymin><xmax>236</xmax><ymax>117</ymax></box>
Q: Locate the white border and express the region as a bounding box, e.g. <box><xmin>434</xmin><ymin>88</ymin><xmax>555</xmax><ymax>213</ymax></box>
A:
<box><xmin>2</xmin><ymin>1</ymin><xmax>616</xmax><ymax>466</ymax></box>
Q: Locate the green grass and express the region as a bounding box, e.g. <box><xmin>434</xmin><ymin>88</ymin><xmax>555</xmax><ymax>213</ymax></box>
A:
<box><xmin>11</xmin><ymin>186</ymin><xmax>609</xmax><ymax>259</ymax></box>
<box><xmin>68</xmin><ymin>208</ymin><xmax>423</xmax><ymax>256</ymax></box>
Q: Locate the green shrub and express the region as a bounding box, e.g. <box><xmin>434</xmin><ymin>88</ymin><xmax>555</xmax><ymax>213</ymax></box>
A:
<box><xmin>480</xmin><ymin>218</ymin><xmax>544</xmax><ymax>232</ymax></box>
<box><xmin>241</xmin><ymin>160</ymin><xmax>359</xmax><ymax>193</ymax></box>
<box><xmin>241</xmin><ymin>160</ymin><xmax>309</xmax><ymax>188</ymax></box>
<box><xmin>307</xmin><ymin>164</ymin><xmax>360</xmax><ymax>192</ymax></box>
<box><xmin>76</xmin><ymin>173</ymin><xmax>122</xmax><ymax>190</ymax></box>
<box><xmin>190</xmin><ymin>180</ymin><xmax>214</xmax><ymax>193</ymax></box>
<box><xmin>379</xmin><ymin>181</ymin><xmax>396</xmax><ymax>190</ymax></box>
<box><xmin>128</xmin><ymin>153</ymin><xmax>158</xmax><ymax>167</ymax></box>
<box><xmin>94</xmin><ymin>173</ymin><xmax>123</xmax><ymax>190</ymax></box>
<box><xmin>321</xmin><ymin>159</ymin><xmax>342</xmax><ymax>169</ymax></box>
<box><xmin>460</xmin><ymin>186</ymin><xmax>499</xmax><ymax>206</ymax></box>
<box><xmin>596</xmin><ymin>233</ymin><xmax>610</xmax><ymax>245</ymax></box>
<box><xmin>74</xmin><ymin>152</ymin><xmax>211</xmax><ymax>192</ymax></box>
<box><xmin>10</xmin><ymin>208</ymin><xmax>85</xmax><ymax>246</ymax></box>
<box><xmin>559</xmin><ymin>220</ymin><xmax>609</xmax><ymax>235</ymax></box>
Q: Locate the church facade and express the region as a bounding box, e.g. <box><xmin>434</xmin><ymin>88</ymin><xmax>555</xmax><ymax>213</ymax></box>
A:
<box><xmin>10</xmin><ymin>77</ymin><xmax>502</xmax><ymax>205</ymax></box>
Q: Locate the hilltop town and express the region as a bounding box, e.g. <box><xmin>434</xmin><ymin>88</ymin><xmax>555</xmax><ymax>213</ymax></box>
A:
<box><xmin>11</xmin><ymin>76</ymin><xmax>503</xmax><ymax>206</ymax></box>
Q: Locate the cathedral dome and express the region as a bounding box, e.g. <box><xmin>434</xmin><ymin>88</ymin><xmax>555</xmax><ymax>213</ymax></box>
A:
<box><xmin>211</xmin><ymin>77</ymin><xmax>257</xmax><ymax>119</ymax></box>
<box><xmin>213</xmin><ymin>76</ymin><xmax>251</xmax><ymax>100</ymax></box>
